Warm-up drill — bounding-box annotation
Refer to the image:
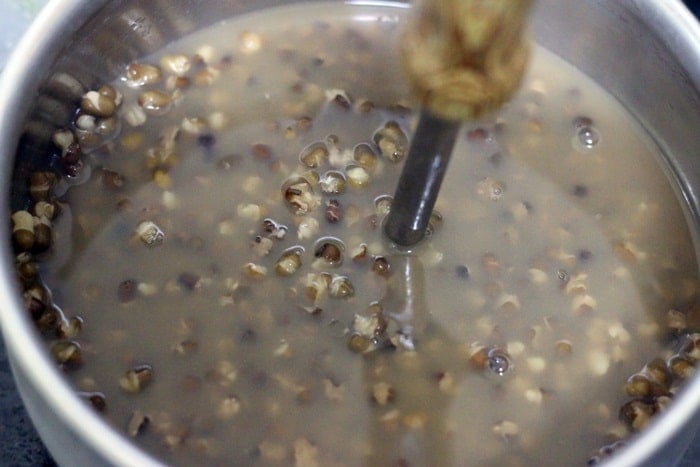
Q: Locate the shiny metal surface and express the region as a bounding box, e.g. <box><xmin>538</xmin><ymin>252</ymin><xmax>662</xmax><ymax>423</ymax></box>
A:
<box><xmin>384</xmin><ymin>111</ymin><xmax>459</xmax><ymax>247</ymax></box>
<box><xmin>1</xmin><ymin>1</ymin><xmax>700</xmax><ymax>466</ymax></box>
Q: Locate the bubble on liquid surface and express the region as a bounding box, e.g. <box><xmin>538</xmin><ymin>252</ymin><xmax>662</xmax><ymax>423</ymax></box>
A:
<box><xmin>487</xmin><ymin>348</ymin><xmax>511</xmax><ymax>376</ymax></box>
<box><xmin>574</xmin><ymin>125</ymin><xmax>601</xmax><ymax>150</ymax></box>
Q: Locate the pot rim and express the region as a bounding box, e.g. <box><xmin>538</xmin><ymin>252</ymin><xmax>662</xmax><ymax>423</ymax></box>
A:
<box><xmin>0</xmin><ymin>1</ymin><xmax>165</xmax><ymax>465</ymax></box>
<box><xmin>599</xmin><ymin>2</ymin><xmax>700</xmax><ymax>466</ymax></box>
<box><xmin>1</xmin><ymin>1</ymin><xmax>700</xmax><ymax>466</ymax></box>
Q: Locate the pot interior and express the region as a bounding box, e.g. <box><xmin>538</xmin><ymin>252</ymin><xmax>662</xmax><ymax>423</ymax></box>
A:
<box><xmin>4</xmin><ymin>1</ymin><xmax>700</xmax><ymax>466</ymax></box>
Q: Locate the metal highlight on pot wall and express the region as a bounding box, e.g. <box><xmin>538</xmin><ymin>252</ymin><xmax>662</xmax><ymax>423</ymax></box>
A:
<box><xmin>2</xmin><ymin>1</ymin><xmax>700</xmax><ymax>466</ymax></box>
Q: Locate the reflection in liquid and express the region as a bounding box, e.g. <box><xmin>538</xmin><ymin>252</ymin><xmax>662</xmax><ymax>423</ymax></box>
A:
<box><xmin>366</xmin><ymin>254</ymin><xmax>473</xmax><ymax>465</ymax></box>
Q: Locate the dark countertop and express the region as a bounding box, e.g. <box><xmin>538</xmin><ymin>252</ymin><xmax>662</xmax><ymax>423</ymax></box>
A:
<box><xmin>3</xmin><ymin>1</ymin><xmax>700</xmax><ymax>466</ymax></box>
<box><xmin>0</xmin><ymin>338</ymin><xmax>57</xmax><ymax>467</ymax></box>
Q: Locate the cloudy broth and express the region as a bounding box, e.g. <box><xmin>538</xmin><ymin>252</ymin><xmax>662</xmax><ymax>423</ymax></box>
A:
<box><xmin>35</xmin><ymin>2</ymin><xmax>699</xmax><ymax>466</ymax></box>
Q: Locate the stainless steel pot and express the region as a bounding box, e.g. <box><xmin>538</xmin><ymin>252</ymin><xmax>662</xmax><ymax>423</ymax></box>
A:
<box><xmin>2</xmin><ymin>0</ymin><xmax>700</xmax><ymax>465</ymax></box>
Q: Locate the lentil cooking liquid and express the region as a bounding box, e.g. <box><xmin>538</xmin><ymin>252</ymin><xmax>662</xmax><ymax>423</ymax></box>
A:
<box><xmin>42</xmin><ymin>2</ymin><xmax>699</xmax><ymax>466</ymax></box>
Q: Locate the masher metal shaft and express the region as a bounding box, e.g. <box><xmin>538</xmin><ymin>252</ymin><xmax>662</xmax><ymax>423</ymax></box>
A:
<box><xmin>384</xmin><ymin>111</ymin><xmax>460</xmax><ymax>247</ymax></box>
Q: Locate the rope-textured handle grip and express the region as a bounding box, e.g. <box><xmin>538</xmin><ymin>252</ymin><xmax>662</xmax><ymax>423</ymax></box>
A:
<box><xmin>401</xmin><ymin>0</ymin><xmax>534</xmax><ymax>121</ymax></box>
